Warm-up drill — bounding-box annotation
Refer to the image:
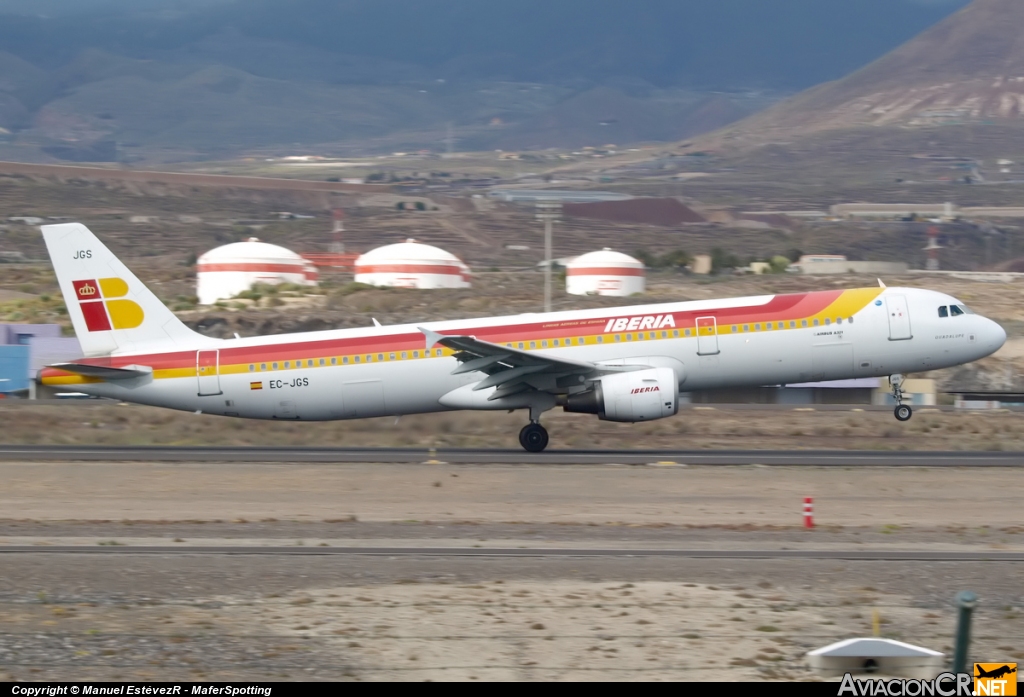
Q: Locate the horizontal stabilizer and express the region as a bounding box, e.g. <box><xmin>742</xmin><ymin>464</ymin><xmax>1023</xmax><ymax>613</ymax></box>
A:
<box><xmin>48</xmin><ymin>363</ymin><xmax>152</xmax><ymax>380</ymax></box>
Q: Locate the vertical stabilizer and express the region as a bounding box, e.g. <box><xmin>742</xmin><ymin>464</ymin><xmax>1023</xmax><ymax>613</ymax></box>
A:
<box><xmin>41</xmin><ymin>223</ymin><xmax>207</xmax><ymax>356</ymax></box>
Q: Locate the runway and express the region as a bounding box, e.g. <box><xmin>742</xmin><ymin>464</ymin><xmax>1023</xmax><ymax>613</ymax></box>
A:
<box><xmin>1</xmin><ymin>444</ymin><xmax>1023</xmax><ymax>466</ymax></box>
<box><xmin>0</xmin><ymin>545</ymin><xmax>1021</xmax><ymax>561</ymax></box>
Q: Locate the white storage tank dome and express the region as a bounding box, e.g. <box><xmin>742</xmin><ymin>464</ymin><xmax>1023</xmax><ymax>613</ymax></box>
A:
<box><xmin>196</xmin><ymin>238</ymin><xmax>318</xmax><ymax>305</ymax></box>
<box><xmin>566</xmin><ymin>248</ymin><xmax>645</xmax><ymax>296</ymax></box>
<box><xmin>354</xmin><ymin>239</ymin><xmax>470</xmax><ymax>289</ymax></box>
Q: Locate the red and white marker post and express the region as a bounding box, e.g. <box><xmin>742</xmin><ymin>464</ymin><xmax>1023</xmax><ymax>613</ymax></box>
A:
<box><xmin>803</xmin><ymin>497</ymin><xmax>814</xmax><ymax>529</ymax></box>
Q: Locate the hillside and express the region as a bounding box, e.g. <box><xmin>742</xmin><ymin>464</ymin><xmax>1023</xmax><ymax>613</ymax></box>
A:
<box><xmin>701</xmin><ymin>0</ymin><xmax>1024</xmax><ymax>149</ymax></box>
<box><xmin>0</xmin><ymin>0</ymin><xmax>968</xmax><ymax>161</ymax></box>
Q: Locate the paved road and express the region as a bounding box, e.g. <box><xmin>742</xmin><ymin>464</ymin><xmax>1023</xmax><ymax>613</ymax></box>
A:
<box><xmin>0</xmin><ymin>545</ymin><xmax>1020</xmax><ymax>561</ymax></box>
<box><xmin>1</xmin><ymin>445</ymin><xmax>1023</xmax><ymax>466</ymax></box>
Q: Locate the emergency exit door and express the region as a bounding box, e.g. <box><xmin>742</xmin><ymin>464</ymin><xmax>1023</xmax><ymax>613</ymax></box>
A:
<box><xmin>885</xmin><ymin>295</ymin><xmax>913</xmax><ymax>341</ymax></box>
<box><xmin>196</xmin><ymin>349</ymin><xmax>222</xmax><ymax>396</ymax></box>
<box><xmin>696</xmin><ymin>316</ymin><xmax>720</xmax><ymax>355</ymax></box>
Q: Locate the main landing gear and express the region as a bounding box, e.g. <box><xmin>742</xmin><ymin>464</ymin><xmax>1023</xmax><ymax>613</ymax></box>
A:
<box><xmin>519</xmin><ymin>422</ymin><xmax>549</xmax><ymax>453</ymax></box>
<box><xmin>889</xmin><ymin>374</ymin><xmax>913</xmax><ymax>422</ymax></box>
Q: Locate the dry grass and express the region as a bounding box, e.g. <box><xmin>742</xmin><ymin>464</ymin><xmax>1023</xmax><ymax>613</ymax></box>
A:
<box><xmin>3</xmin><ymin>401</ymin><xmax>1024</xmax><ymax>450</ymax></box>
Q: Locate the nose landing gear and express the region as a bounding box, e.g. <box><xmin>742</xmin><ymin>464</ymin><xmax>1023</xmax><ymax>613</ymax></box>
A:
<box><xmin>519</xmin><ymin>422</ymin><xmax>549</xmax><ymax>452</ymax></box>
<box><xmin>890</xmin><ymin>374</ymin><xmax>913</xmax><ymax>422</ymax></box>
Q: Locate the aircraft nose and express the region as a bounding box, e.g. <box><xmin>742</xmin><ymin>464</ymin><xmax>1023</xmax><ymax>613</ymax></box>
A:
<box><xmin>984</xmin><ymin>318</ymin><xmax>1007</xmax><ymax>354</ymax></box>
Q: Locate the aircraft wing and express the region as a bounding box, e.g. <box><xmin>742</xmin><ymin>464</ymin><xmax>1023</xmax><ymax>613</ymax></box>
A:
<box><xmin>418</xmin><ymin>327</ymin><xmax>638</xmax><ymax>400</ymax></box>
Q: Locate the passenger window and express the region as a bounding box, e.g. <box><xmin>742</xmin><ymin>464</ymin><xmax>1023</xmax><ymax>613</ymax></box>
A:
<box><xmin>413</xmin><ymin>351</ymin><xmax>419</xmax><ymax>358</ymax></box>
<box><xmin>755</xmin><ymin>323</ymin><xmax>761</xmax><ymax>331</ymax></box>
<box><xmin>813</xmin><ymin>319</ymin><xmax>820</xmax><ymax>326</ymax></box>
<box><xmin>284</xmin><ymin>361</ymin><xmax>290</xmax><ymax>368</ymax></box>
<box><xmin>661</xmin><ymin>331</ymin><xmax>667</xmax><ymax>338</ymax></box>
<box><xmin>272</xmin><ymin>362</ymin><xmax>278</xmax><ymax>370</ymax></box>
<box><xmin>319</xmin><ymin>359</ymin><xmax>325</xmax><ymax>366</ymax></box>
<box><xmin>331</xmin><ymin>357</ymin><xmax>337</xmax><ymax>365</ymax></box>
<box><xmin>401</xmin><ymin>352</ymin><xmax>407</xmax><ymax>359</ymax></box>
<box><xmin>378</xmin><ymin>354</ymin><xmax>384</xmax><ymax>362</ymax></box>
<box><xmin>518</xmin><ymin>342</ymin><xmax>524</xmax><ymax>349</ymax></box>
<box><xmin>626</xmin><ymin>334</ymin><xmax>633</xmax><ymax>341</ymax></box>
<box><xmin>848</xmin><ymin>317</ymin><xmax>854</xmax><ymax>324</ymax></box>
<box><xmin>615</xmin><ymin>335</ymin><xmax>621</xmax><ymax>342</ymax></box>
<box><xmin>343</xmin><ymin>357</ymin><xmax>349</xmax><ymax>364</ymax></box>
<box><xmin>530</xmin><ymin>341</ymin><xmax>536</xmax><ymax>349</ymax></box>
<box><xmin>684</xmin><ymin>329</ymin><xmax>690</xmax><ymax>337</ymax></box>
<box><xmin>824</xmin><ymin>319</ymin><xmax>830</xmax><ymax>326</ymax></box>
<box><xmin>836</xmin><ymin>318</ymin><xmax>842</xmax><ymax>325</ymax></box>
<box><xmin>389</xmin><ymin>353</ymin><xmax>396</xmax><ymax>360</ymax></box>
<box><xmin>249</xmin><ymin>364</ymin><xmax>254</xmax><ymax>372</ymax></box>
<box><xmin>597</xmin><ymin>336</ymin><xmax>603</xmax><ymax>343</ymax></box>
<box><xmin>939</xmin><ymin>306</ymin><xmax>949</xmax><ymax>318</ymax></box>
<box><xmin>743</xmin><ymin>325</ymin><xmax>749</xmax><ymax>332</ymax></box>
<box><xmin>542</xmin><ymin>340</ymin><xmax>548</xmax><ymax>347</ymax></box>
<box><xmin>732</xmin><ymin>326</ymin><xmax>738</xmax><ymax>333</ymax></box>
<box><xmin>553</xmin><ymin>339</ymin><xmax>559</xmax><ymax>347</ymax></box>
<box><xmin>801</xmin><ymin>320</ymin><xmax>807</xmax><ymax>327</ymax></box>
<box><xmin>949</xmin><ymin>305</ymin><xmax>964</xmax><ymax>317</ymax></box>
<box><xmin>354</xmin><ymin>356</ymin><xmax>360</xmax><ymax>363</ymax></box>
<box><xmin>260</xmin><ymin>363</ymin><xmax>266</xmax><ymax>371</ymax></box>
<box><xmin>790</xmin><ymin>321</ymin><xmax>796</xmax><ymax>328</ymax></box>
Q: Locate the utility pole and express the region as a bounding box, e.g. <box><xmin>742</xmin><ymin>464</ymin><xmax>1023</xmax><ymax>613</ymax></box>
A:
<box><xmin>535</xmin><ymin>201</ymin><xmax>562</xmax><ymax>313</ymax></box>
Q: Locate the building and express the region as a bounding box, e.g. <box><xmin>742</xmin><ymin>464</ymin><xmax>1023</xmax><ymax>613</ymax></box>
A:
<box><xmin>0</xmin><ymin>324</ymin><xmax>81</xmax><ymax>397</ymax></box>
<box><xmin>793</xmin><ymin>255</ymin><xmax>909</xmax><ymax>276</ymax></box>
<box><xmin>487</xmin><ymin>189</ymin><xmax>634</xmax><ymax>204</ymax></box>
<box><xmin>354</xmin><ymin>239</ymin><xmax>470</xmax><ymax>289</ymax></box>
<box><xmin>565</xmin><ymin>249</ymin><xmax>645</xmax><ymax>297</ymax></box>
<box><xmin>196</xmin><ymin>238</ymin><xmax>318</xmax><ymax>305</ymax></box>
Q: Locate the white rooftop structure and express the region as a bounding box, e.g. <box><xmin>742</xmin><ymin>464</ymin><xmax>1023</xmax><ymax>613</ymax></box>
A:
<box><xmin>488</xmin><ymin>189</ymin><xmax>633</xmax><ymax>203</ymax></box>
<box><xmin>355</xmin><ymin>239</ymin><xmax>470</xmax><ymax>289</ymax></box>
<box><xmin>566</xmin><ymin>248</ymin><xmax>645</xmax><ymax>297</ymax></box>
<box><xmin>197</xmin><ymin>238</ymin><xmax>318</xmax><ymax>305</ymax></box>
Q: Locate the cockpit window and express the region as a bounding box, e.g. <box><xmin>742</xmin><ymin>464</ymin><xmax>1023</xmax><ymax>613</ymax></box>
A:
<box><xmin>949</xmin><ymin>305</ymin><xmax>964</xmax><ymax>317</ymax></box>
<box><xmin>938</xmin><ymin>306</ymin><xmax>949</xmax><ymax>318</ymax></box>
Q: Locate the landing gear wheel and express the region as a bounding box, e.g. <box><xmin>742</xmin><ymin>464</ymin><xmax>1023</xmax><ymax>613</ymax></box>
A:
<box><xmin>894</xmin><ymin>404</ymin><xmax>913</xmax><ymax>422</ymax></box>
<box><xmin>519</xmin><ymin>423</ymin><xmax>549</xmax><ymax>453</ymax></box>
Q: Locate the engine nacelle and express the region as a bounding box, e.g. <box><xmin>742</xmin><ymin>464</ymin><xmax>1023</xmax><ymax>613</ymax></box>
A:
<box><xmin>563</xmin><ymin>367</ymin><xmax>679</xmax><ymax>422</ymax></box>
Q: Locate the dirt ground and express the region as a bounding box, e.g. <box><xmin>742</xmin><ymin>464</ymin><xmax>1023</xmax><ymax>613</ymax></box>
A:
<box><xmin>6</xmin><ymin>401</ymin><xmax>1024</xmax><ymax>450</ymax></box>
<box><xmin>0</xmin><ymin>462</ymin><xmax>1021</xmax><ymax>681</ymax></box>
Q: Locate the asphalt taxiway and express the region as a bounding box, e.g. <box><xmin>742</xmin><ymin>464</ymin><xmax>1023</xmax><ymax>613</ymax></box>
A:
<box><xmin>0</xmin><ymin>546</ymin><xmax>1021</xmax><ymax>561</ymax></box>
<box><xmin>1</xmin><ymin>444</ymin><xmax>1023</xmax><ymax>466</ymax></box>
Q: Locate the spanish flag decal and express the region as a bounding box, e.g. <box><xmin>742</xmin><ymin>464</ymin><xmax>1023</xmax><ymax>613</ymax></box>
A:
<box><xmin>250</xmin><ymin>381</ymin><xmax>263</xmax><ymax>390</ymax></box>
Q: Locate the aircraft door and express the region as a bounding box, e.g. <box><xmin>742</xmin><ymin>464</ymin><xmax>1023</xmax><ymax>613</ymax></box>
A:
<box><xmin>696</xmin><ymin>316</ymin><xmax>720</xmax><ymax>356</ymax></box>
<box><xmin>196</xmin><ymin>349</ymin><xmax>222</xmax><ymax>396</ymax></box>
<box><xmin>885</xmin><ymin>295</ymin><xmax>913</xmax><ymax>341</ymax></box>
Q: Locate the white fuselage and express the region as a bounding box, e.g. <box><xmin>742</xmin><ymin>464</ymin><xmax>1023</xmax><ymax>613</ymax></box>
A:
<box><xmin>47</xmin><ymin>286</ymin><xmax>1005</xmax><ymax>421</ymax></box>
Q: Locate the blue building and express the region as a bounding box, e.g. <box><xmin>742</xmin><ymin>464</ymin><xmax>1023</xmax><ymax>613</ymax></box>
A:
<box><xmin>0</xmin><ymin>324</ymin><xmax>81</xmax><ymax>397</ymax></box>
<box><xmin>0</xmin><ymin>344</ymin><xmax>29</xmax><ymax>394</ymax></box>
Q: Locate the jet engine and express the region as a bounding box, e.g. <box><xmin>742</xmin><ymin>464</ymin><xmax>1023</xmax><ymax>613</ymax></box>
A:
<box><xmin>562</xmin><ymin>367</ymin><xmax>679</xmax><ymax>422</ymax></box>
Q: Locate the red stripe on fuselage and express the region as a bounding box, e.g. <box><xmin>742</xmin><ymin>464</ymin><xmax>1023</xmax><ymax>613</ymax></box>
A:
<box><xmin>72</xmin><ymin>290</ymin><xmax>843</xmax><ymax>371</ymax></box>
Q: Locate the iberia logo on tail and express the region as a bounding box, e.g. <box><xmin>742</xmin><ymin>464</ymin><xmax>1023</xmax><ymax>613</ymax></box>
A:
<box><xmin>72</xmin><ymin>278</ymin><xmax>144</xmax><ymax>331</ymax></box>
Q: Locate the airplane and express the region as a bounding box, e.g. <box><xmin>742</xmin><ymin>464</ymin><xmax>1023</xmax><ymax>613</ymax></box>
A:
<box><xmin>976</xmin><ymin>665</ymin><xmax>1017</xmax><ymax>680</ymax></box>
<box><xmin>38</xmin><ymin>223</ymin><xmax>1007</xmax><ymax>452</ymax></box>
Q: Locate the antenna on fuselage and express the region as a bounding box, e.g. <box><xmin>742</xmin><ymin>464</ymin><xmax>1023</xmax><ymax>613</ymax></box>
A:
<box><xmin>878</xmin><ymin>279</ymin><xmax>887</xmax><ymax>288</ymax></box>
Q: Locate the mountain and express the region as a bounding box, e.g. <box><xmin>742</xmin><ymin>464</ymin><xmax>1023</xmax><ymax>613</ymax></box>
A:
<box><xmin>702</xmin><ymin>0</ymin><xmax>1024</xmax><ymax>148</ymax></box>
<box><xmin>0</xmin><ymin>0</ymin><xmax>971</xmax><ymax>160</ymax></box>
